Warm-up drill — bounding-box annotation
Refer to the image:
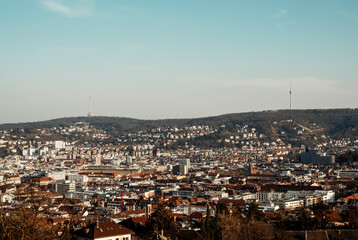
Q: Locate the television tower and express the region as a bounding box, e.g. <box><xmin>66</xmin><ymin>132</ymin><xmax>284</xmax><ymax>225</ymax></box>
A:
<box><xmin>289</xmin><ymin>81</ymin><xmax>292</xmax><ymax>110</ymax></box>
<box><xmin>88</xmin><ymin>96</ymin><xmax>92</xmax><ymax>117</ymax></box>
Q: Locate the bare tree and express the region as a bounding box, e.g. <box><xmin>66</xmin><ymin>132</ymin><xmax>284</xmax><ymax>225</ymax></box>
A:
<box><xmin>0</xmin><ymin>186</ymin><xmax>58</xmax><ymax>240</ymax></box>
<box><xmin>217</xmin><ymin>208</ymin><xmax>268</xmax><ymax>240</ymax></box>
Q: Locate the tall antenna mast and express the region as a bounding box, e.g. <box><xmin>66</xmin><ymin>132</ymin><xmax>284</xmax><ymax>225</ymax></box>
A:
<box><xmin>289</xmin><ymin>81</ymin><xmax>292</xmax><ymax>110</ymax></box>
<box><xmin>88</xmin><ymin>96</ymin><xmax>92</xmax><ymax>117</ymax></box>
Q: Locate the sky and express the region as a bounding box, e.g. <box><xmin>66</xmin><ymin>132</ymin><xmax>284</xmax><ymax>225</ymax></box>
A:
<box><xmin>1</xmin><ymin>0</ymin><xmax>358</xmax><ymax>123</ymax></box>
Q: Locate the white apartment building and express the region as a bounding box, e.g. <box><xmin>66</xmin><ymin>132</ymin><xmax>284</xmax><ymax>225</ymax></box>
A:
<box><xmin>256</xmin><ymin>191</ymin><xmax>284</xmax><ymax>202</ymax></box>
<box><xmin>314</xmin><ymin>190</ymin><xmax>335</xmax><ymax>203</ymax></box>
<box><xmin>279</xmin><ymin>199</ymin><xmax>304</xmax><ymax>210</ymax></box>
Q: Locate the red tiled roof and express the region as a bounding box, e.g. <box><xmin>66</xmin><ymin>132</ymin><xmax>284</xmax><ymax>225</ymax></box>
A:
<box><xmin>327</xmin><ymin>211</ymin><xmax>343</xmax><ymax>222</ymax></box>
<box><xmin>344</xmin><ymin>193</ymin><xmax>358</xmax><ymax>203</ymax></box>
<box><xmin>125</xmin><ymin>209</ymin><xmax>145</xmax><ymax>215</ymax></box>
<box><xmin>75</xmin><ymin>221</ymin><xmax>134</xmax><ymax>239</ymax></box>
<box><xmin>33</xmin><ymin>177</ymin><xmax>54</xmax><ymax>182</ymax></box>
<box><xmin>218</xmin><ymin>199</ymin><xmax>246</xmax><ymax>206</ymax></box>
<box><xmin>169</xmin><ymin>213</ymin><xmax>185</xmax><ymax>218</ymax></box>
<box><xmin>131</xmin><ymin>216</ymin><xmax>148</xmax><ymax>225</ymax></box>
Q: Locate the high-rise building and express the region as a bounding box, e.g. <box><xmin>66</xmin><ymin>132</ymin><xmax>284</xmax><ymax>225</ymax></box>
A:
<box><xmin>178</xmin><ymin>158</ymin><xmax>190</xmax><ymax>169</ymax></box>
<box><xmin>300</xmin><ymin>149</ymin><xmax>335</xmax><ymax>165</ymax></box>
<box><xmin>54</xmin><ymin>141</ymin><xmax>65</xmax><ymax>150</ymax></box>
<box><xmin>126</xmin><ymin>156</ymin><xmax>133</xmax><ymax>166</ymax></box>
<box><xmin>95</xmin><ymin>153</ymin><xmax>102</xmax><ymax>166</ymax></box>
<box><xmin>55</xmin><ymin>180</ymin><xmax>75</xmax><ymax>196</ymax></box>
<box><xmin>172</xmin><ymin>159</ymin><xmax>190</xmax><ymax>175</ymax></box>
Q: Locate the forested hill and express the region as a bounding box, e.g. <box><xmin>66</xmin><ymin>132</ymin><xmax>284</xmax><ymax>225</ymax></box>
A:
<box><xmin>1</xmin><ymin>109</ymin><xmax>357</xmax><ymax>141</ymax></box>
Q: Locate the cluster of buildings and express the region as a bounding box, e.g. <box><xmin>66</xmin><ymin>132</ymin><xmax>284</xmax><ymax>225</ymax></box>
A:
<box><xmin>0</xmin><ymin>120</ymin><xmax>358</xmax><ymax>239</ymax></box>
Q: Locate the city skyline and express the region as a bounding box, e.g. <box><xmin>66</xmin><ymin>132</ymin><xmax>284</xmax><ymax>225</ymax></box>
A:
<box><xmin>1</xmin><ymin>0</ymin><xmax>358</xmax><ymax>123</ymax></box>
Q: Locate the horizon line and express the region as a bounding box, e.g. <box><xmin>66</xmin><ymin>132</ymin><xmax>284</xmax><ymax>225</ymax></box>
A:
<box><xmin>0</xmin><ymin>107</ymin><xmax>357</xmax><ymax>126</ymax></box>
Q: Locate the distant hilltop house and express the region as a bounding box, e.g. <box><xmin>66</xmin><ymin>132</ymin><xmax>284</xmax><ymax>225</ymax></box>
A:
<box><xmin>300</xmin><ymin>148</ymin><xmax>335</xmax><ymax>165</ymax></box>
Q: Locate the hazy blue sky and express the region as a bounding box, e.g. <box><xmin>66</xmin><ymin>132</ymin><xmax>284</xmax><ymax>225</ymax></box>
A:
<box><xmin>1</xmin><ymin>0</ymin><xmax>358</xmax><ymax>123</ymax></box>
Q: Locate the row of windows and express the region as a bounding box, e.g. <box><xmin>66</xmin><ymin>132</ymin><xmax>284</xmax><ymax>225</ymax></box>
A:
<box><xmin>102</xmin><ymin>236</ymin><xmax>130</xmax><ymax>240</ymax></box>
<box><xmin>113</xmin><ymin>237</ymin><xmax>129</xmax><ymax>240</ymax></box>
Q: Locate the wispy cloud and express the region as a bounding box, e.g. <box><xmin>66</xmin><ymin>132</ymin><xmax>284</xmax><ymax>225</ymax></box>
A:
<box><xmin>271</xmin><ymin>9</ymin><xmax>288</xmax><ymax>18</ymax></box>
<box><xmin>43</xmin><ymin>1</ymin><xmax>70</xmax><ymax>16</ymax></box>
<box><xmin>270</xmin><ymin>9</ymin><xmax>295</xmax><ymax>29</ymax></box>
<box><xmin>42</xmin><ymin>0</ymin><xmax>94</xmax><ymax>18</ymax></box>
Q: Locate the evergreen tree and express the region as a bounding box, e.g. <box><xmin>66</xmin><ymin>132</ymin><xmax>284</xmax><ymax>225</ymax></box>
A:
<box><xmin>145</xmin><ymin>204</ymin><xmax>173</xmax><ymax>239</ymax></box>
<box><xmin>200</xmin><ymin>205</ymin><xmax>214</xmax><ymax>240</ymax></box>
<box><xmin>296</xmin><ymin>207</ymin><xmax>313</xmax><ymax>230</ymax></box>
<box><xmin>247</xmin><ymin>202</ymin><xmax>264</xmax><ymax>221</ymax></box>
<box><xmin>273</xmin><ymin>211</ymin><xmax>289</xmax><ymax>240</ymax></box>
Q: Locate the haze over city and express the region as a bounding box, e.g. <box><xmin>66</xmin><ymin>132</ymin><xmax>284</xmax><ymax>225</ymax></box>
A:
<box><xmin>1</xmin><ymin>0</ymin><xmax>358</xmax><ymax>123</ymax></box>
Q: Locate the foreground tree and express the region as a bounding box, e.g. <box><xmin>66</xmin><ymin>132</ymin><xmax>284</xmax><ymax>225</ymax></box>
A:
<box><xmin>0</xmin><ymin>186</ymin><xmax>73</xmax><ymax>240</ymax></box>
<box><xmin>207</xmin><ymin>203</ymin><xmax>267</xmax><ymax>240</ymax></box>
<box><xmin>295</xmin><ymin>207</ymin><xmax>314</xmax><ymax>231</ymax></box>
<box><xmin>311</xmin><ymin>203</ymin><xmax>332</xmax><ymax>229</ymax></box>
<box><xmin>144</xmin><ymin>204</ymin><xmax>174</xmax><ymax>239</ymax></box>
<box><xmin>246</xmin><ymin>202</ymin><xmax>265</xmax><ymax>221</ymax></box>
<box><xmin>0</xmin><ymin>208</ymin><xmax>56</xmax><ymax>240</ymax></box>
<box><xmin>272</xmin><ymin>212</ymin><xmax>290</xmax><ymax>240</ymax></box>
<box><xmin>0</xmin><ymin>186</ymin><xmax>65</xmax><ymax>240</ymax></box>
<box><xmin>200</xmin><ymin>205</ymin><xmax>215</xmax><ymax>240</ymax></box>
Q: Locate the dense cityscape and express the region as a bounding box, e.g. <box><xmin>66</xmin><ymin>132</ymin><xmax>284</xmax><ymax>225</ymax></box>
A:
<box><xmin>1</xmin><ymin>114</ymin><xmax>358</xmax><ymax>239</ymax></box>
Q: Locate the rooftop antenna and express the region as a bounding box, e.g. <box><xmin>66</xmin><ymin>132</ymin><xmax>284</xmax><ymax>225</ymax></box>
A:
<box><xmin>88</xmin><ymin>96</ymin><xmax>92</xmax><ymax>117</ymax></box>
<box><xmin>289</xmin><ymin>81</ymin><xmax>292</xmax><ymax>110</ymax></box>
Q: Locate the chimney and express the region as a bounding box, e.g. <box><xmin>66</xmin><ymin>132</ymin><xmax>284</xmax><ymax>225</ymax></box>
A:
<box><xmin>145</xmin><ymin>204</ymin><xmax>152</xmax><ymax>218</ymax></box>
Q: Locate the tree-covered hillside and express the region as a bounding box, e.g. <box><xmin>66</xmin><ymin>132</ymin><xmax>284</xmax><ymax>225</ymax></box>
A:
<box><xmin>1</xmin><ymin>109</ymin><xmax>357</xmax><ymax>147</ymax></box>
